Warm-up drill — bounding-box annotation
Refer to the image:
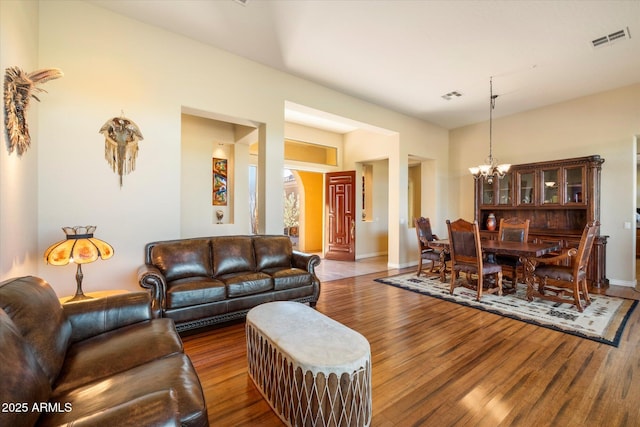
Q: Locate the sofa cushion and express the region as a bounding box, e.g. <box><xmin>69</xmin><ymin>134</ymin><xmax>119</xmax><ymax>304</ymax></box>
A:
<box><xmin>254</xmin><ymin>236</ymin><xmax>292</xmax><ymax>271</ymax></box>
<box><xmin>167</xmin><ymin>277</ymin><xmax>227</xmax><ymax>309</ymax></box>
<box><xmin>0</xmin><ymin>309</ymin><xmax>52</xmax><ymax>427</ymax></box>
<box><xmin>53</xmin><ymin>318</ymin><xmax>183</xmax><ymax>395</ymax></box>
<box><xmin>212</xmin><ymin>236</ymin><xmax>256</xmax><ymax>276</ymax></box>
<box><xmin>220</xmin><ymin>272</ymin><xmax>273</xmax><ymax>297</ymax></box>
<box><xmin>60</xmin><ymin>389</ymin><xmax>181</xmax><ymax>427</ymax></box>
<box><xmin>46</xmin><ymin>354</ymin><xmax>208</xmax><ymax>427</ymax></box>
<box><xmin>0</xmin><ymin>276</ymin><xmax>71</xmax><ymax>386</ymax></box>
<box><xmin>151</xmin><ymin>239</ymin><xmax>212</xmax><ymax>281</ymax></box>
<box><xmin>264</xmin><ymin>268</ymin><xmax>314</xmax><ymax>291</ymax></box>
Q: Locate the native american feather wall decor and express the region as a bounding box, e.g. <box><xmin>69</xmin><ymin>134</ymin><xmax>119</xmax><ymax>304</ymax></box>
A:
<box><xmin>99</xmin><ymin>116</ymin><xmax>144</xmax><ymax>187</ymax></box>
<box><xmin>3</xmin><ymin>67</ymin><xmax>63</xmax><ymax>155</ymax></box>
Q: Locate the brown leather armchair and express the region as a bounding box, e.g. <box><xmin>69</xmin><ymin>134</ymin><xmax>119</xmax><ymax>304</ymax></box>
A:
<box><xmin>0</xmin><ymin>276</ymin><xmax>208</xmax><ymax>427</ymax></box>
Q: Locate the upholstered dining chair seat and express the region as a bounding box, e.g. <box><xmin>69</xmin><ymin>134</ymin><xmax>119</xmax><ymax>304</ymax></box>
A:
<box><xmin>454</xmin><ymin>262</ymin><xmax>502</xmax><ymax>275</ymax></box>
<box><xmin>533</xmin><ymin>265</ymin><xmax>586</xmax><ymax>283</ymax></box>
<box><xmin>421</xmin><ymin>248</ymin><xmax>446</xmax><ymax>260</ymax></box>
<box><xmin>494</xmin><ymin>255</ymin><xmax>519</xmax><ymax>269</ymax></box>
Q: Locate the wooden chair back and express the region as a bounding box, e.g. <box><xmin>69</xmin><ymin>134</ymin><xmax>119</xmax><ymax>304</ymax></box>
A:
<box><xmin>573</xmin><ymin>221</ymin><xmax>600</xmax><ymax>276</ymax></box>
<box><xmin>498</xmin><ymin>218</ymin><xmax>530</xmax><ymax>243</ymax></box>
<box><xmin>414</xmin><ymin>217</ymin><xmax>435</xmax><ymax>251</ymax></box>
<box><xmin>446</xmin><ymin>218</ymin><xmax>482</xmax><ymax>269</ymax></box>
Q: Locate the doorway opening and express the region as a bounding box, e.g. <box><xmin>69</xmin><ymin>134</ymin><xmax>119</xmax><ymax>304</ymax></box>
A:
<box><xmin>283</xmin><ymin>169</ymin><xmax>323</xmax><ymax>253</ymax></box>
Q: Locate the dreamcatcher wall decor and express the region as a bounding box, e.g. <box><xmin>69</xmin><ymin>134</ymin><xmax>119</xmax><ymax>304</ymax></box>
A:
<box><xmin>99</xmin><ymin>114</ymin><xmax>144</xmax><ymax>187</ymax></box>
<box><xmin>3</xmin><ymin>66</ymin><xmax>63</xmax><ymax>155</ymax></box>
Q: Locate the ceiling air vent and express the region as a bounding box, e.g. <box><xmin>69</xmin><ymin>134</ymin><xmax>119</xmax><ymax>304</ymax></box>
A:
<box><xmin>441</xmin><ymin>91</ymin><xmax>462</xmax><ymax>101</ymax></box>
<box><xmin>592</xmin><ymin>27</ymin><xmax>631</xmax><ymax>48</ymax></box>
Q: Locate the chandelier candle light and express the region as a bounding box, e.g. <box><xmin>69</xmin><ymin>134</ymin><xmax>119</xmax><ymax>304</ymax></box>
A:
<box><xmin>44</xmin><ymin>226</ymin><xmax>114</xmax><ymax>302</ymax></box>
<box><xmin>469</xmin><ymin>77</ymin><xmax>511</xmax><ymax>184</ymax></box>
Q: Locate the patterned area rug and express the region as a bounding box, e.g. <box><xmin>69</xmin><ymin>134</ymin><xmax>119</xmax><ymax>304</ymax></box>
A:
<box><xmin>375</xmin><ymin>272</ymin><xmax>637</xmax><ymax>347</ymax></box>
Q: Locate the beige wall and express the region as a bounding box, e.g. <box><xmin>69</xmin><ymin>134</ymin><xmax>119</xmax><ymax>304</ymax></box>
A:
<box><xmin>1</xmin><ymin>1</ymin><xmax>448</xmax><ymax>295</ymax></box>
<box><xmin>450</xmin><ymin>84</ymin><xmax>640</xmax><ymax>285</ymax></box>
<box><xmin>0</xmin><ymin>0</ymin><xmax>40</xmax><ymax>279</ymax></box>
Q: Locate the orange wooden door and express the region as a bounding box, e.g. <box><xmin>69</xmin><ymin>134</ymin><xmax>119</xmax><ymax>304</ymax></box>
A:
<box><xmin>324</xmin><ymin>171</ymin><xmax>356</xmax><ymax>261</ymax></box>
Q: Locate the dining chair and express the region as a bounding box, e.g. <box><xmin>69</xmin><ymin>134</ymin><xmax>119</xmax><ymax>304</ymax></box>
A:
<box><xmin>446</xmin><ymin>218</ymin><xmax>502</xmax><ymax>301</ymax></box>
<box><xmin>527</xmin><ymin>221</ymin><xmax>600</xmax><ymax>312</ymax></box>
<box><xmin>495</xmin><ymin>217</ymin><xmax>530</xmax><ymax>287</ymax></box>
<box><xmin>414</xmin><ymin>217</ymin><xmax>450</xmax><ymax>279</ymax></box>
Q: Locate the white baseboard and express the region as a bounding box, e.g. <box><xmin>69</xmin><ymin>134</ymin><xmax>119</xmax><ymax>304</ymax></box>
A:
<box><xmin>607</xmin><ymin>278</ymin><xmax>637</xmax><ymax>288</ymax></box>
<box><xmin>388</xmin><ymin>261</ymin><xmax>418</xmax><ymax>269</ymax></box>
<box><xmin>355</xmin><ymin>251</ymin><xmax>388</xmax><ymax>260</ymax></box>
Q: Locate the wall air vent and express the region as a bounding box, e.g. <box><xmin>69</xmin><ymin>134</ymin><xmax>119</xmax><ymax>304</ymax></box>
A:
<box><xmin>592</xmin><ymin>27</ymin><xmax>631</xmax><ymax>48</ymax></box>
<box><xmin>441</xmin><ymin>91</ymin><xmax>462</xmax><ymax>101</ymax></box>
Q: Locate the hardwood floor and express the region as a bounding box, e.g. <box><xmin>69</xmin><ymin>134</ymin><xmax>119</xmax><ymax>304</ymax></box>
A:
<box><xmin>182</xmin><ymin>269</ymin><xmax>640</xmax><ymax>426</ymax></box>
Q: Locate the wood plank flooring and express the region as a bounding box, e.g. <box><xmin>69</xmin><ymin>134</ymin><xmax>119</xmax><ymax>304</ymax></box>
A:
<box><xmin>182</xmin><ymin>269</ymin><xmax>640</xmax><ymax>427</ymax></box>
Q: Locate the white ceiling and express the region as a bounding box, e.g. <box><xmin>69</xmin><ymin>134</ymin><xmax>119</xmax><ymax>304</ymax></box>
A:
<box><xmin>88</xmin><ymin>0</ymin><xmax>640</xmax><ymax>132</ymax></box>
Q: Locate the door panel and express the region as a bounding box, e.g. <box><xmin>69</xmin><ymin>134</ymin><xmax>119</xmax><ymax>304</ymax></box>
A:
<box><xmin>325</xmin><ymin>171</ymin><xmax>356</xmax><ymax>261</ymax></box>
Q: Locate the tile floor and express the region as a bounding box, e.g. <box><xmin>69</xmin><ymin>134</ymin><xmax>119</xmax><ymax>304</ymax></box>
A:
<box><xmin>314</xmin><ymin>255</ymin><xmax>395</xmax><ymax>282</ymax></box>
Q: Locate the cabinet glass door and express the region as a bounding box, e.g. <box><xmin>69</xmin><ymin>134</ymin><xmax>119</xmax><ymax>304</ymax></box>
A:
<box><xmin>480</xmin><ymin>179</ymin><xmax>495</xmax><ymax>205</ymax></box>
<box><xmin>498</xmin><ymin>174</ymin><xmax>511</xmax><ymax>205</ymax></box>
<box><xmin>565</xmin><ymin>166</ymin><xmax>584</xmax><ymax>204</ymax></box>
<box><xmin>542</xmin><ymin>169</ymin><xmax>559</xmax><ymax>204</ymax></box>
<box><xmin>517</xmin><ymin>171</ymin><xmax>535</xmax><ymax>205</ymax></box>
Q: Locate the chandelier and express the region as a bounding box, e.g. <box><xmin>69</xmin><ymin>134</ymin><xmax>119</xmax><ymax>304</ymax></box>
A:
<box><xmin>469</xmin><ymin>77</ymin><xmax>510</xmax><ymax>184</ymax></box>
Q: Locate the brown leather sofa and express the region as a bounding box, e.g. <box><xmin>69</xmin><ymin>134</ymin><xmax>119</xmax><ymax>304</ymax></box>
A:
<box><xmin>0</xmin><ymin>276</ymin><xmax>208</xmax><ymax>427</ymax></box>
<box><xmin>138</xmin><ymin>235</ymin><xmax>321</xmax><ymax>332</ymax></box>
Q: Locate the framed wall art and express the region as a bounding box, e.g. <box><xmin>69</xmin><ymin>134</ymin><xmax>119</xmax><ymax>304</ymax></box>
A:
<box><xmin>212</xmin><ymin>158</ymin><xmax>227</xmax><ymax>206</ymax></box>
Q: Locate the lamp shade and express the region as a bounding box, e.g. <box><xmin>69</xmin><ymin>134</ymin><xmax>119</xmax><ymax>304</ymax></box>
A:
<box><xmin>44</xmin><ymin>226</ymin><xmax>114</xmax><ymax>266</ymax></box>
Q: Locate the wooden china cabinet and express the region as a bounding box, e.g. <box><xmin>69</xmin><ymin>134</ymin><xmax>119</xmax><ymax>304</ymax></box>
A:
<box><xmin>474</xmin><ymin>155</ymin><xmax>608</xmax><ymax>291</ymax></box>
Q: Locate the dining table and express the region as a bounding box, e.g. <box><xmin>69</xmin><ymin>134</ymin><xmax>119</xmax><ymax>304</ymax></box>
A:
<box><xmin>426</xmin><ymin>239</ymin><xmax>562</xmax><ymax>292</ymax></box>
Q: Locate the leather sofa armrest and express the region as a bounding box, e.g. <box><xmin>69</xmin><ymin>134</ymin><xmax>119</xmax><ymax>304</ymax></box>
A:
<box><xmin>64</xmin><ymin>389</ymin><xmax>181</xmax><ymax>427</ymax></box>
<box><xmin>63</xmin><ymin>292</ymin><xmax>153</xmax><ymax>343</ymax></box>
<box><xmin>292</xmin><ymin>251</ymin><xmax>321</xmax><ymax>274</ymax></box>
<box><xmin>138</xmin><ymin>264</ymin><xmax>167</xmax><ymax>318</ymax></box>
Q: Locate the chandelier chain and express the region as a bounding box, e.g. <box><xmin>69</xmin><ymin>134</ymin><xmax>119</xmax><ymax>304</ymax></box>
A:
<box><xmin>469</xmin><ymin>76</ymin><xmax>510</xmax><ymax>183</ymax></box>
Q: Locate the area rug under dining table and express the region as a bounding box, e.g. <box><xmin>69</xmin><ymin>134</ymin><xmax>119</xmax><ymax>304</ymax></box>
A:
<box><xmin>375</xmin><ymin>272</ymin><xmax>637</xmax><ymax>347</ymax></box>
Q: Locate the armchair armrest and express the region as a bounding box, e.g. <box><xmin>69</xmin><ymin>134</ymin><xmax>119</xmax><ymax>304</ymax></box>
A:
<box><xmin>63</xmin><ymin>292</ymin><xmax>153</xmax><ymax>343</ymax></box>
<box><xmin>291</xmin><ymin>251</ymin><xmax>321</xmax><ymax>274</ymax></box>
<box><xmin>532</xmin><ymin>247</ymin><xmax>578</xmax><ymax>265</ymax></box>
<box><xmin>138</xmin><ymin>264</ymin><xmax>167</xmax><ymax>318</ymax></box>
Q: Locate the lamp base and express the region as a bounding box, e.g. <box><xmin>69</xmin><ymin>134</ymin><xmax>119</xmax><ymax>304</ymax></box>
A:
<box><xmin>66</xmin><ymin>263</ymin><xmax>92</xmax><ymax>303</ymax></box>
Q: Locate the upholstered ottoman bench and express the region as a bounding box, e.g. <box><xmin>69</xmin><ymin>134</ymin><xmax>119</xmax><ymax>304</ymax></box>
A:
<box><xmin>246</xmin><ymin>301</ymin><xmax>371</xmax><ymax>427</ymax></box>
